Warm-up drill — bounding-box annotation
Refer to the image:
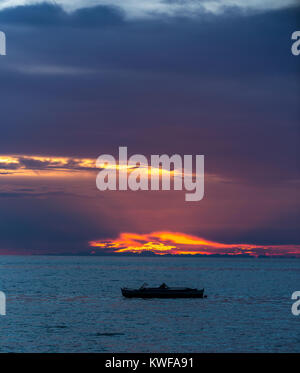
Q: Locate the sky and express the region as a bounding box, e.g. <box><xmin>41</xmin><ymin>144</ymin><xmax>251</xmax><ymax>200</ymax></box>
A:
<box><xmin>0</xmin><ymin>0</ymin><xmax>299</xmax><ymax>256</ymax></box>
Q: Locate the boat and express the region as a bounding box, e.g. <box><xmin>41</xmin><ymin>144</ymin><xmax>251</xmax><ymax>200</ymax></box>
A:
<box><xmin>121</xmin><ymin>283</ymin><xmax>205</xmax><ymax>299</ymax></box>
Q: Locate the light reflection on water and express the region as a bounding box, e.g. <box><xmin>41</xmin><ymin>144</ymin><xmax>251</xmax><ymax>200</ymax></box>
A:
<box><xmin>0</xmin><ymin>256</ymin><xmax>299</xmax><ymax>352</ymax></box>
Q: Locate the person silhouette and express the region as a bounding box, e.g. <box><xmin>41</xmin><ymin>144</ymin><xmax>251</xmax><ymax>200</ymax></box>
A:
<box><xmin>159</xmin><ymin>283</ymin><xmax>168</xmax><ymax>289</ymax></box>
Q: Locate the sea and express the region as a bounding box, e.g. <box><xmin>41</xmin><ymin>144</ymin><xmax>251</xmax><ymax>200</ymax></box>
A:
<box><xmin>0</xmin><ymin>256</ymin><xmax>299</xmax><ymax>352</ymax></box>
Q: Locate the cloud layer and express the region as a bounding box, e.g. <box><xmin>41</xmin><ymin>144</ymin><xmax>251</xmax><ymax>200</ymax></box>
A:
<box><xmin>0</xmin><ymin>0</ymin><xmax>298</xmax><ymax>18</ymax></box>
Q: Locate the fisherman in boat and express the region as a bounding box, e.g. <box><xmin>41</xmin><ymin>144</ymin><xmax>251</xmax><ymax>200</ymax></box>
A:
<box><xmin>159</xmin><ymin>283</ymin><xmax>168</xmax><ymax>289</ymax></box>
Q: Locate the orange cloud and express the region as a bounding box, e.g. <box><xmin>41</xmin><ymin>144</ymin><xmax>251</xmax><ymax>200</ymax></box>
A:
<box><xmin>0</xmin><ymin>154</ymin><xmax>193</xmax><ymax>179</ymax></box>
<box><xmin>89</xmin><ymin>231</ymin><xmax>300</xmax><ymax>257</ymax></box>
<box><xmin>0</xmin><ymin>154</ymin><xmax>98</xmax><ymax>177</ymax></box>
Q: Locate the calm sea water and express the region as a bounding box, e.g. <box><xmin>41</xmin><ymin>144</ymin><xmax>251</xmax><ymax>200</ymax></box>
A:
<box><xmin>0</xmin><ymin>256</ymin><xmax>299</xmax><ymax>352</ymax></box>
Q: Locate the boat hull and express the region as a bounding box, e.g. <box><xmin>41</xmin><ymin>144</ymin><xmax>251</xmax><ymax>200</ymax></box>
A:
<box><xmin>121</xmin><ymin>288</ymin><xmax>205</xmax><ymax>299</ymax></box>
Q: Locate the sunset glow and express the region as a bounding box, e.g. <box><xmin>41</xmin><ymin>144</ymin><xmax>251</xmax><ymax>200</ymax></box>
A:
<box><xmin>0</xmin><ymin>155</ymin><xmax>97</xmax><ymax>177</ymax></box>
<box><xmin>0</xmin><ymin>154</ymin><xmax>192</xmax><ymax>178</ymax></box>
<box><xmin>89</xmin><ymin>231</ymin><xmax>300</xmax><ymax>257</ymax></box>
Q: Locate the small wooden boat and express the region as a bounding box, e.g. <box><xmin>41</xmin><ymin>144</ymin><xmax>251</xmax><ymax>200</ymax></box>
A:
<box><xmin>121</xmin><ymin>283</ymin><xmax>205</xmax><ymax>299</ymax></box>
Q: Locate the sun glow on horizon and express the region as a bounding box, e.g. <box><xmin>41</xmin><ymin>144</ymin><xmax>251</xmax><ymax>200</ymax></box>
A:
<box><xmin>89</xmin><ymin>231</ymin><xmax>300</xmax><ymax>257</ymax></box>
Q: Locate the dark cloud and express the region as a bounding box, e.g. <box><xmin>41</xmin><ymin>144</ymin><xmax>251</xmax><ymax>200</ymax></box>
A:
<box><xmin>0</xmin><ymin>199</ymin><xmax>98</xmax><ymax>253</ymax></box>
<box><xmin>0</xmin><ymin>3</ymin><xmax>124</xmax><ymax>27</ymax></box>
<box><xmin>0</xmin><ymin>162</ymin><xmax>19</xmax><ymax>170</ymax></box>
<box><xmin>0</xmin><ymin>191</ymin><xmax>66</xmax><ymax>198</ymax></box>
<box><xmin>18</xmin><ymin>157</ymin><xmax>59</xmax><ymax>169</ymax></box>
<box><xmin>0</xmin><ymin>156</ymin><xmax>97</xmax><ymax>172</ymax></box>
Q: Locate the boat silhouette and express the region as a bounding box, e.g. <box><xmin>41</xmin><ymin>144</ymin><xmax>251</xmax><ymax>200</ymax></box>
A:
<box><xmin>121</xmin><ymin>283</ymin><xmax>205</xmax><ymax>298</ymax></box>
